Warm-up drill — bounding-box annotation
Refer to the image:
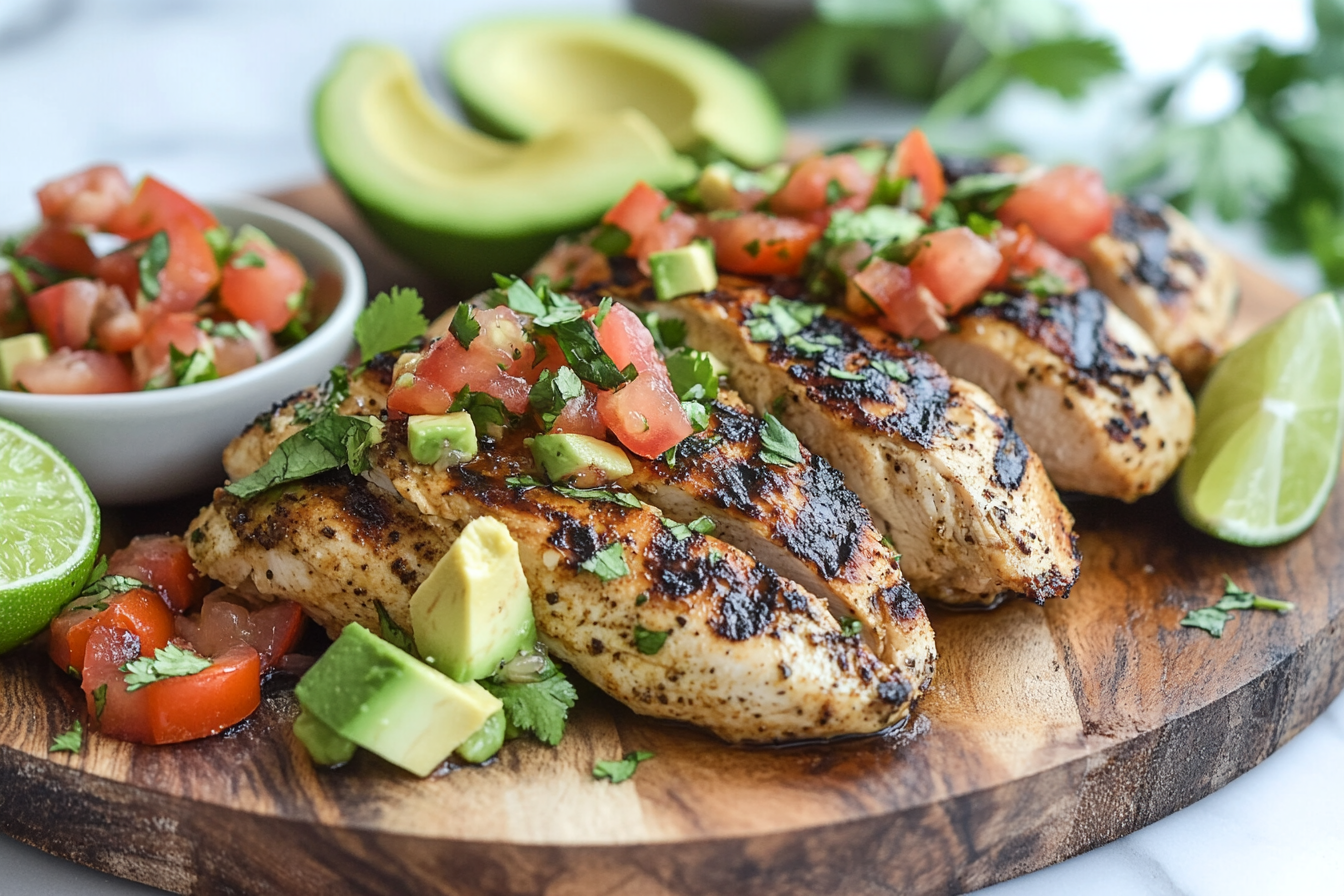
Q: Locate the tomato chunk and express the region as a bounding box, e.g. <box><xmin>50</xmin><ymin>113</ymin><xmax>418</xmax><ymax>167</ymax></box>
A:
<box><xmin>132</xmin><ymin>311</ymin><xmax>210</xmax><ymax>388</ymax></box>
<box><xmin>219</xmin><ymin>237</ymin><xmax>308</xmax><ymax>333</ymax></box>
<box><xmin>769</xmin><ymin>153</ymin><xmax>875</xmax><ymax>224</ymax></box>
<box><xmin>152</xmin><ymin>222</ymin><xmax>221</xmax><ymax>313</ymax></box>
<box><xmin>633</xmin><ymin>210</ymin><xmax>697</xmax><ymax>273</ymax></box>
<box><xmin>26</xmin><ymin>279</ymin><xmax>99</xmax><ymax>350</ymax></box>
<box><xmin>91</xmin><ymin>284</ymin><xmax>144</xmax><ymax>353</ymax></box>
<box><xmin>91</xmin><ymin>243</ymin><xmax>143</xmax><ymax>300</ymax></box>
<box><xmin>14</xmin><ymin>348</ymin><xmax>133</xmax><ymax>394</ymax></box>
<box><xmin>81</xmin><ymin>626</ymin><xmax>152</xmax><ymax>743</ymax></box>
<box><xmin>908</xmin><ymin>227</ymin><xmax>1002</xmax><ymax>314</ymax></box>
<box><xmin>887</xmin><ymin>129</ymin><xmax>946</xmax><ymax>218</ymax></box>
<box><xmin>997</xmin><ymin>165</ymin><xmax>1113</xmax><ymax>257</ymax></box>
<box><xmin>106</xmin><ymin>176</ymin><xmax>218</xmax><ymax>242</ymax></box>
<box><xmin>18</xmin><ymin>224</ymin><xmax>98</xmax><ymax>276</ymax></box>
<box><xmin>37</xmin><ymin>165</ymin><xmax>131</xmax><ymax>229</ymax></box>
<box><xmin>848</xmin><ymin>258</ymin><xmax>949</xmax><ymax>342</ymax></box>
<box><xmin>177</xmin><ymin>594</ymin><xmax>306</xmax><ymax>672</ymax></box>
<box><xmin>551</xmin><ymin>390</ymin><xmax>606</xmax><ymax>438</ymax></box>
<box><xmin>388</xmin><ymin>307</ymin><xmax>534</xmax><ymax>419</ymax></box>
<box><xmin>697</xmin><ymin>212</ymin><xmax>820</xmax><ymax>277</ymax></box>
<box><xmin>591</xmin><ymin>304</ymin><xmax>691</xmax><ymax>458</ymax></box>
<box><xmin>990</xmin><ymin>224</ymin><xmax>1089</xmax><ymax>293</ymax></box>
<box><xmin>602</xmin><ymin>181</ymin><xmax>671</xmax><ymax>245</ymax></box>
<box><xmin>108</xmin><ymin>535</ymin><xmax>212</xmax><ymax>613</ymax></box>
<box><xmin>49</xmin><ymin>587</ymin><xmax>175</xmax><ymax>676</ymax></box>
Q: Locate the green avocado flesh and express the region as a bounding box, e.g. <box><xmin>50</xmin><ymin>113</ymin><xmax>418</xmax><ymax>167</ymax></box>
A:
<box><xmin>0</xmin><ymin>333</ymin><xmax>48</xmax><ymax>390</ymax></box>
<box><xmin>294</xmin><ymin>623</ymin><xmax>502</xmax><ymax>777</ymax></box>
<box><xmin>649</xmin><ymin>241</ymin><xmax>718</xmax><ymax>301</ymax></box>
<box><xmin>292</xmin><ymin>708</ymin><xmax>356</xmax><ymax>766</ymax></box>
<box><xmin>530</xmin><ymin>432</ymin><xmax>635</xmax><ymax>486</ymax></box>
<box><xmin>411</xmin><ymin>516</ymin><xmax>538</xmax><ymax>684</ymax></box>
<box><xmin>408</xmin><ymin>412</ymin><xmax>478</xmax><ymax>465</ymax></box>
<box><xmin>446</xmin><ymin>16</ymin><xmax>785</xmax><ymax>168</ymax></box>
<box><xmin>455</xmin><ymin>709</ymin><xmax>506</xmax><ymax>763</ymax></box>
<box><xmin>314</xmin><ymin>43</ymin><xmax>697</xmax><ymax>286</ymax></box>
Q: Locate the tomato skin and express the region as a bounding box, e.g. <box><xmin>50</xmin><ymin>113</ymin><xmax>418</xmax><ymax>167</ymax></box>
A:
<box><xmin>106</xmin><ymin>176</ymin><xmax>218</xmax><ymax>242</ymax></box>
<box><xmin>49</xmin><ymin>587</ymin><xmax>175</xmax><ymax>675</ymax></box>
<box><xmin>848</xmin><ymin>258</ymin><xmax>949</xmax><ymax>341</ymax></box>
<box><xmin>602</xmin><ymin>181</ymin><xmax>671</xmax><ymax>244</ymax></box>
<box><xmin>211</xmin><ymin>325</ymin><xmax>276</xmax><ymax>377</ymax></box>
<box><xmin>92</xmin><ymin>244</ymin><xmax>143</xmax><ymax>300</ymax></box>
<box><xmin>91</xmin><ymin>284</ymin><xmax>144</xmax><ymax>354</ymax></box>
<box><xmin>26</xmin><ymin>279</ymin><xmax>99</xmax><ymax>350</ymax></box>
<box><xmin>152</xmin><ymin>223</ymin><xmax>220</xmax><ymax>313</ymax></box>
<box><xmin>888</xmin><ymin>129</ymin><xmax>946</xmax><ymax>218</ymax></box>
<box><xmin>18</xmin><ymin>224</ymin><xmax>98</xmax><ymax>276</ymax></box>
<box><xmin>37</xmin><ymin>165</ymin><xmax>132</xmax><ymax>229</ymax></box>
<box><xmin>177</xmin><ymin>595</ymin><xmax>305</xmax><ymax>673</ymax></box>
<box><xmin>697</xmin><ymin>212</ymin><xmax>821</xmax><ymax>276</ymax></box>
<box><xmin>219</xmin><ymin>239</ymin><xmax>308</xmax><ymax>333</ymax></box>
<box><xmin>82</xmin><ymin>626</ymin><xmax>152</xmax><ymax>744</ymax></box>
<box><xmin>388</xmin><ymin>308</ymin><xmax>535</xmax><ymax>419</ymax></box>
<box><xmin>769</xmin><ymin>153</ymin><xmax>875</xmax><ymax>225</ymax></box>
<box><xmin>108</xmin><ymin>535</ymin><xmax>212</xmax><ymax>613</ymax></box>
<box><xmin>997</xmin><ymin>165</ymin><xmax>1113</xmax><ymax>257</ymax></box>
<box><xmin>908</xmin><ymin>227</ymin><xmax>1002</xmax><ymax>314</ymax></box>
<box><xmin>132</xmin><ymin>311</ymin><xmax>209</xmax><ymax>388</ymax></box>
<box><xmin>591</xmin><ymin>304</ymin><xmax>691</xmax><ymax>458</ymax></box>
<box><xmin>14</xmin><ymin>348</ymin><xmax>133</xmax><ymax>394</ymax></box>
<box><xmin>990</xmin><ymin>224</ymin><xmax>1089</xmax><ymax>293</ymax></box>
<box><xmin>551</xmin><ymin>390</ymin><xmax>606</xmax><ymax>438</ymax></box>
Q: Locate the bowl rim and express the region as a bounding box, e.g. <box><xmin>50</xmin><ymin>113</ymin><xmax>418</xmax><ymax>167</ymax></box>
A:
<box><xmin>0</xmin><ymin>194</ymin><xmax>366</xmax><ymax>413</ymax></box>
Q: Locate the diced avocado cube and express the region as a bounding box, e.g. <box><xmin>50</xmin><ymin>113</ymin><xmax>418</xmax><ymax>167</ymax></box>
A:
<box><xmin>529</xmin><ymin>432</ymin><xmax>634</xmax><ymax>487</ymax></box>
<box><xmin>455</xmin><ymin>709</ymin><xmax>506</xmax><ymax>764</ymax></box>
<box><xmin>293</xmin><ymin>707</ymin><xmax>357</xmax><ymax>766</ymax></box>
<box><xmin>0</xmin><ymin>333</ymin><xmax>49</xmax><ymax>390</ymax></box>
<box><xmin>649</xmin><ymin>240</ymin><xmax>717</xmax><ymax>301</ymax></box>
<box><xmin>695</xmin><ymin>163</ymin><xmax>739</xmax><ymax>211</ymax></box>
<box><xmin>294</xmin><ymin>623</ymin><xmax>501</xmax><ymax>777</ymax></box>
<box><xmin>408</xmin><ymin>412</ymin><xmax>478</xmax><ymax>465</ymax></box>
<box><xmin>412</xmin><ymin>516</ymin><xmax>538</xmax><ymax>684</ymax></box>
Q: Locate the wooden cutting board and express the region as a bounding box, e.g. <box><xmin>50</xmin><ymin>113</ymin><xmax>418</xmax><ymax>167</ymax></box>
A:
<box><xmin>1</xmin><ymin>183</ymin><xmax>1339</xmax><ymax>896</ymax></box>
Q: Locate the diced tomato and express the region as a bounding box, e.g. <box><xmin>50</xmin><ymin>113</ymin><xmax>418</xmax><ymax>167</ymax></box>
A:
<box><xmin>388</xmin><ymin>307</ymin><xmax>534</xmax><ymax>419</ymax></box>
<box><xmin>697</xmin><ymin>212</ymin><xmax>821</xmax><ymax>277</ymax></box>
<box><xmin>527</xmin><ymin>334</ymin><xmax>567</xmax><ymax>380</ymax></box>
<box><xmin>108</xmin><ymin>534</ymin><xmax>212</xmax><ymax>613</ymax></box>
<box><xmin>907</xmin><ymin>227</ymin><xmax>1002</xmax><ymax>314</ymax></box>
<box><xmin>633</xmin><ymin>210</ymin><xmax>697</xmax><ymax>273</ymax></box>
<box><xmin>996</xmin><ymin>165</ymin><xmax>1113</xmax><ymax>257</ymax></box>
<box><xmin>886</xmin><ymin>129</ymin><xmax>946</xmax><ymax>218</ymax></box>
<box><xmin>219</xmin><ymin>237</ymin><xmax>308</xmax><ymax>333</ymax></box>
<box><xmin>990</xmin><ymin>224</ymin><xmax>1089</xmax><ymax>293</ymax></box>
<box><xmin>210</xmin><ymin>323</ymin><xmax>277</xmax><ymax>377</ymax></box>
<box><xmin>132</xmin><ymin>311</ymin><xmax>209</xmax><ymax>388</ymax></box>
<box><xmin>17</xmin><ymin>224</ymin><xmax>97</xmax><ymax>276</ymax></box>
<box><xmin>0</xmin><ymin>273</ymin><xmax>26</xmax><ymax>338</ymax></box>
<box><xmin>14</xmin><ymin>348</ymin><xmax>133</xmax><ymax>394</ymax></box>
<box><xmin>26</xmin><ymin>279</ymin><xmax>99</xmax><ymax>350</ymax></box>
<box><xmin>551</xmin><ymin>389</ymin><xmax>606</xmax><ymax>438</ymax></box>
<box><xmin>152</xmin><ymin>223</ymin><xmax>221</xmax><ymax>313</ymax></box>
<box><xmin>92</xmin><ymin>243</ymin><xmax>142</xmax><ymax>299</ymax></box>
<box><xmin>848</xmin><ymin>258</ymin><xmax>948</xmax><ymax>342</ymax></box>
<box><xmin>177</xmin><ymin>594</ymin><xmax>305</xmax><ymax>673</ymax></box>
<box><xmin>90</xmin><ymin>284</ymin><xmax>144</xmax><ymax>353</ymax></box>
<box><xmin>590</xmin><ymin>303</ymin><xmax>691</xmax><ymax>457</ymax></box>
<box><xmin>83</xmin><ymin>630</ymin><xmax>261</xmax><ymax>745</ymax></box>
<box><xmin>106</xmin><ymin>176</ymin><xmax>218</xmax><ymax>242</ymax></box>
<box><xmin>49</xmin><ymin>587</ymin><xmax>175</xmax><ymax>675</ymax></box>
<box><xmin>37</xmin><ymin>165</ymin><xmax>132</xmax><ymax>229</ymax></box>
<box><xmin>602</xmin><ymin>181</ymin><xmax>672</xmax><ymax>247</ymax></box>
<box><xmin>768</xmin><ymin>153</ymin><xmax>875</xmax><ymax>225</ymax></box>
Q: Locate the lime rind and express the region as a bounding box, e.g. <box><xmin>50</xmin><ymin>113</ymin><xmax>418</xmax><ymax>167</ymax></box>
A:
<box><xmin>1177</xmin><ymin>293</ymin><xmax>1344</xmax><ymax>546</ymax></box>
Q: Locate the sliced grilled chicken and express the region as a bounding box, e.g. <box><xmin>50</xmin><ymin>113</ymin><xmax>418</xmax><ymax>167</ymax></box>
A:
<box><xmin>928</xmin><ymin>289</ymin><xmax>1195</xmax><ymax>502</ymax></box>
<box><xmin>1083</xmin><ymin>195</ymin><xmax>1238</xmax><ymax>385</ymax></box>
<box><xmin>572</xmin><ymin>273</ymin><xmax>1080</xmax><ymax>607</ymax></box>
<box><xmin>191</xmin><ymin>366</ymin><xmax>933</xmax><ymax>743</ymax></box>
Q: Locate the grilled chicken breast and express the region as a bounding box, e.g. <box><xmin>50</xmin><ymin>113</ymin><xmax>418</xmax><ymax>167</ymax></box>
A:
<box><xmin>1083</xmin><ymin>195</ymin><xmax>1238</xmax><ymax>385</ymax></box>
<box><xmin>571</xmin><ymin>272</ymin><xmax>1080</xmax><ymax>607</ymax></box>
<box><xmin>191</xmin><ymin>364</ymin><xmax>935</xmax><ymax>743</ymax></box>
<box><xmin>928</xmin><ymin>289</ymin><xmax>1195</xmax><ymax>502</ymax></box>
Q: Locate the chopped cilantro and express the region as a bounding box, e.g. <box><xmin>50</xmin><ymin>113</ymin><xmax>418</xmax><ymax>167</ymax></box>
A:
<box><xmin>662</xmin><ymin>515</ymin><xmax>716</xmax><ymax>541</ymax></box>
<box><xmin>825</xmin><ymin>178</ymin><xmax>849</xmax><ymax>204</ymax></box>
<box><xmin>528</xmin><ymin>366</ymin><xmax>585</xmax><ymax>431</ymax></box>
<box><xmin>594</xmin><ymin>296</ymin><xmax>614</xmax><ymax>327</ymax></box>
<box><xmin>354</xmin><ymin>287</ymin><xmax>429</xmax><ymax>363</ymax></box>
<box><xmin>980</xmin><ymin>291</ymin><xmax>1010</xmax><ymax>307</ymax></box>
<box><xmin>450</xmin><ymin>385</ymin><xmax>514</xmax><ymax>432</ymax></box>
<box><xmin>230</xmin><ymin>250</ymin><xmax>266</xmax><ymax>269</ymax></box>
<box><xmin>744</xmin><ymin>238</ymin><xmax>761</xmax><ymax>257</ymax></box>
<box><xmin>1180</xmin><ymin>575</ymin><xmax>1295</xmax><ymax>638</ymax></box>
<box><xmin>121</xmin><ymin>644</ymin><xmax>212</xmax><ymax>692</ymax></box>
<box><xmin>760</xmin><ymin>413</ymin><xmax>803</xmax><ymax>466</ymax></box>
<box><xmin>1021</xmin><ymin>270</ymin><xmax>1071</xmax><ymax>297</ymax></box>
<box><xmin>662</xmin><ymin>444</ymin><xmax>678</xmax><ymax>467</ymax></box>
<box><xmin>827</xmin><ymin>365</ymin><xmax>866</xmax><ymax>382</ymax></box>
<box><xmin>635</xmin><ymin>593</ymin><xmax>649</xmax><ymax>606</ymax></box>
<box><xmin>224</xmin><ymin>412</ymin><xmax>384</xmax><ymax>499</ymax></box>
<box><xmin>942</xmin><ymin>171</ymin><xmax>1020</xmax><ymax>210</ymax></box>
<box><xmin>481</xmin><ymin>661</ymin><xmax>578</xmax><ymax>746</ymax></box>
<box><xmin>593</xmin><ymin>750</ymin><xmax>654</xmax><ymax>783</ymax></box>
<box><xmin>870</xmin><ymin>357</ymin><xmax>910</xmax><ymax>382</ymax></box>
<box><xmin>137</xmin><ymin>230</ymin><xmax>170</xmax><ymax>300</ymax></box>
<box><xmin>49</xmin><ymin>721</ymin><xmax>82</xmax><ymax>754</ymax></box>
<box><xmin>682</xmin><ymin>400</ymin><xmax>710</xmax><ymax>432</ymax></box>
<box><xmin>543</xmin><ymin>317</ymin><xmax>633</xmax><ymax>390</ymax></box>
<box><xmin>580</xmin><ymin>542</ymin><xmax>629</xmax><ymax>582</ymax></box>
<box><xmin>633</xmin><ymin>626</ymin><xmax>670</xmax><ymax>655</ymax></box>
<box><xmin>1180</xmin><ymin>606</ymin><xmax>1232</xmax><ymax>638</ymax></box>
<box><xmin>169</xmin><ymin>345</ymin><xmax>219</xmax><ymax>386</ymax></box>
<box><xmin>204</xmin><ymin>226</ymin><xmax>233</xmax><ymax>266</ymax></box>
<box><xmin>92</xmin><ymin>684</ymin><xmax>107</xmax><ymax>719</ymax></box>
<box><xmin>664</xmin><ymin>348</ymin><xmax>720</xmax><ymax>401</ymax></box>
<box><xmin>552</xmin><ymin>486</ymin><xmax>643</xmax><ymax>508</ymax></box>
<box><xmin>638</xmin><ymin>311</ymin><xmax>687</xmax><ymax>353</ymax></box>
<box><xmin>375</xmin><ymin>600</ymin><xmax>417</xmax><ymax>656</ymax></box>
<box><xmin>838</xmin><ymin>616</ymin><xmax>863</xmax><ymax>637</ymax></box>
<box><xmin>744</xmin><ymin>297</ymin><xmax>827</xmax><ymax>343</ymax></box>
<box><xmin>590</xmin><ymin>223</ymin><xmax>633</xmax><ymax>256</ymax></box>
<box><xmin>67</xmin><ymin>573</ymin><xmax>147</xmax><ymax>614</ymax></box>
<box><xmin>448</xmin><ymin>303</ymin><xmax>480</xmax><ymax>349</ymax></box>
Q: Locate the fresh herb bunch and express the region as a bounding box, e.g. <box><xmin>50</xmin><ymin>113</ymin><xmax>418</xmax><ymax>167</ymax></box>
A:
<box><xmin>1118</xmin><ymin>0</ymin><xmax>1344</xmax><ymax>285</ymax></box>
<box><xmin>754</xmin><ymin>0</ymin><xmax>1123</xmax><ymax>118</ymax></box>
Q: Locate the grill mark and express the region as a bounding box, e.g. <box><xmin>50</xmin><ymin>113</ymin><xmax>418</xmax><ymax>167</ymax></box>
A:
<box><xmin>1111</xmin><ymin>195</ymin><xmax>1207</xmax><ymax>304</ymax></box>
<box><xmin>880</xmin><ymin>581</ymin><xmax>923</xmax><ymax>620</ymax></box>
<box><xmin>990</xmin><ymin>415</ymin><xmax>1028</xmax><ymax>491</ymax></box>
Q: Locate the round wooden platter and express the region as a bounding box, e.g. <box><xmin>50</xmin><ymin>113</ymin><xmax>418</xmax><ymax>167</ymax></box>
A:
<box><xmin>3</xmin><ymin>183</ymin><xmax>1342</xmax><ymax>896</ymax></box>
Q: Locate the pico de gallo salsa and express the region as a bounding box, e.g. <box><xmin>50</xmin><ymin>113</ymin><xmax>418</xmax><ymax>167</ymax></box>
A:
<box><xmin>1</xmin><ymin>165</ymin><xmax>327</xmax><ymax>394</ymax></box>
<box><xmin>554</xmin><ymin>129</ymin><xmax>1112</xmax><ymax>343</ymax></box>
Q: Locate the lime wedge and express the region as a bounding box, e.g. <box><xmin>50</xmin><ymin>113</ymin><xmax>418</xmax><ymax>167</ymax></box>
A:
<box><xmin>1178</xmin><ymin>293</ymin><xmax>1344</xmax><ymax>546</ymax></box>
<box><xmin>0</xmin><ymin>418</ymin><xmax>100</xmax><ymax>653</ymax></box>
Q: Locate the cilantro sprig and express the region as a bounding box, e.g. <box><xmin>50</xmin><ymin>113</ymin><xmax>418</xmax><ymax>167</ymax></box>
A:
<box><xmin>120</xmin><ymin>644</ymin><xmax>212</xmax><ymax>692</ymax></box>
<box><xmin>480</xmin><ymin>655</ymin><xmax>578</xmax><ymax>746</ymax></box>
<box><xmin>759</xmin><ymin>413</ymin><xmax>803</xmax><ymax>467</ymax></box>
<box><xmin>49</xmin><ymin>722</ymin><xmax>83</xmax><ymax>754</ymax></box>
<box><xmin>592</xmin><ymin>750</ymin><xmax>654</xmax><ymax>783</ymax></box>
<box><xmin>353</xmin><ymin>286</ymin><xmax>429</xmax><ymax>363</ymax></box>
<box><xmin>1180</xmin><ymin>575</ymin><xmax>1296</xmax><ymax>638</ymax></box>
<box><xmin>580</xmin><ymin>542</ymin><xmax>630</xmax><ymax>582</ymax></box>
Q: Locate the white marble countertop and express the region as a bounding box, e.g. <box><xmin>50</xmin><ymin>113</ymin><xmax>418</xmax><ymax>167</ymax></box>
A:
<box><xmin>1</xmin><ymin>1</ymin><xmax>1341</xmax><ymax>893</ymax></box>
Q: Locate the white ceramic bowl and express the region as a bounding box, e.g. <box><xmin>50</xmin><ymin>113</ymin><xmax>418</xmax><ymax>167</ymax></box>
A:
<box><xmin>0</xmin><ymin>195</ymin><xmax>366</xmax><ymax>505</ymax></box>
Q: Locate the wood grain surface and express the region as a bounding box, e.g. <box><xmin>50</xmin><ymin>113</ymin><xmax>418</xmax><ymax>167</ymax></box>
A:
<box><xmin>2</xmin><ymin>182</ymin><xmax>1340</xmax><ymax>896</ymax></box>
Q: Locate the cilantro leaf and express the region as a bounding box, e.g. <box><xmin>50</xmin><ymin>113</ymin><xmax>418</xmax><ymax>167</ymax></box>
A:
<box><xmin>506</xmin><ymin>474</ymin><xmax>545</xmax><ymax>488</ymax></box>
<box><xmin>580</xmin><ymin>542</ymin><xmax>629</xmax><ymax>582</ymax></box>
<box><xmin>528</xmin><ymin>367</ymin><xmax>585</xmax><ymax>431</ymax></box>
<box><xmin>638</xmin><ymin>311</ymin><xmax>687</xmax><ymax>353</ymax></box>
<box><xmin>552</xmin><ymin>485</ymin><xmax>643</xmax><ymax>508</ymax></box>
<box><xmin>502</xmin><ymin>276</ymin><xmax>548</xmax><ymax>317</ymax></box>
<box><xmin>450</xmin><ymin>385</ymin><xmax>514</xmax><ymax>433</ymax></box>
<box><xmin>592</xmin><ymin>750</ymin><xmax>654</xmax><ymax>783</ymax></box>
<box><xmin>230</xmin><ymin>250</ymin><xmax>266</xmax><ymax>269</ymax></box>
<box><xmin>760</xmin><ymin>413</ymin><xmax>803</xmax><ymax>466</ymax></box>
<box><xmin>67</xmin><ymin>574</ymin><xmax>148</xmax><ymax>613</ymax></box>
<box><xmin>92</xmin><ymin>684</ymin><xmax>107</xmax><ymax>720</ymax></box>
<box><xmin>49</xmin><ymin>721</ymin><xmax>82</xmax><ymax>754</ymax></box>
<box><xmin>354</xmin><ymin>287</ymin><xmax>429</xmax><ymax>363</ymax></box>
<box><xmin>662</xmin><ymin>515</ymin><xmax>716</xmax><ymax>541</ymax></box>
<box><xmin>633</xmin><ymin>626</ymin><xmax>670</xmax><ymax>655</ymax></box>
<box><xmin>682</xmin><ymin>400</ymin><xmax>710</xmax><ymax>432</ymax></box>
<box><xmin>224</xmin><ymin>413</ymin><xmax>384</xmax><ymax>499</ymax></box>
<box><xmin>169</xmin><ymin>345</ymin><xmax>219</xmax><ymax>386</ymax></box>
<box><xmin>1180</xmin><ymin>606</ymin><xmax>1231</xmax><ymax>638</ymax></box>
<box><xmin>375</xmin><ymin>600</ymin><xmax>417</xmax><ymax>656</ymax></box>
<box><xmin>664</xmin><ymin>348</ymin><xmax>720</xmax><ymax>401</ymax></box>
<box><xmin>121</xmin><ymin>644</ymin><xmax>212</xmax><ymax>692</ymax></box>
<box><xmin>589</xmin><ymin>223</ymin><xmax>633</xmax><ymax>257</ymax></box>
<box><xmin>1021</xmin><ymin>270</ymin><xmax>1071</xmax><ymax>297</ymax></box>
<box><xmin>481</xmin><ymin>667</ymin><xmax>578</xmax><ymax>746</ymax></box>
<box><xmin>448</xmin><ymin>303</ymin><xmax>480</xmax><ymax>349</ymax></box>
<box><xmin>1216</xmin><ymin>576</ymin><xmax>1296</xmax><ymax>613</ymax></box>
<box><xmin>543</xmin><ymin>317</ymin><xmax>631</xmax><ymax>390</ymax></box>
<box><xmin>838</xmin><ymin>616</ymin><xmax>863</xmax><ymax>637</ymax></box>
<box><xmin>1001</xmin><ymin>36</ymin><xmax>1124</xmax><ymax>99</ymax></box>
<box><xmin>745</xmin><ymin>298</ymin><xmax>827</xmax><ymax>343</ymax></box>
<box><xmin>137</xmin><ymin>230</ymin><xmax>170</xmax><ymax>300</ymax></box>
<box><xmin>870</xmin><ymin>357</ymin><xmax>910</xmax><ymax>382</ymax></box>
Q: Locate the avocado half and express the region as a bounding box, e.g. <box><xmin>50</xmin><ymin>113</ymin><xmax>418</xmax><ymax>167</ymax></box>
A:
<box><xmin>314</xmin><ymin>44</ymin><xmax>697</xmax><ymax>287</ymax></box>
<box><xmin>446</xmin><ymin>16</ymin><xmax>786</xmax><ymax>169</ymax></box>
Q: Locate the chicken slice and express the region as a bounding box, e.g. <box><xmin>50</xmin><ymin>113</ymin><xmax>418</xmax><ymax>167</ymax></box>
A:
<box><xmin>576</xmin><ymin>274</ymin><xmax>1080</xmax><ymax>607</ymax></box>
<box><xmin>1083</xmin><ymin>195</ymin><xmax>1238</xmax><ymax>385</ymax></box>
<box><xmin>927</xmin><ymin>289</ymin><xmax>1195</xmax><ymax>502</ymax></box>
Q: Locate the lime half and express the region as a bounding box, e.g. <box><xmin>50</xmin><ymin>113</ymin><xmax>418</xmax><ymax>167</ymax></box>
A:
<box><xmin>0</xmin><ymin>418</ymin><xmax>100</xmax><ymax>653</ymax></box>
<box><xmin>1178</xmin><ymin>293</ymin><xmax>1344</xmax><ymax>546</ymax></box>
